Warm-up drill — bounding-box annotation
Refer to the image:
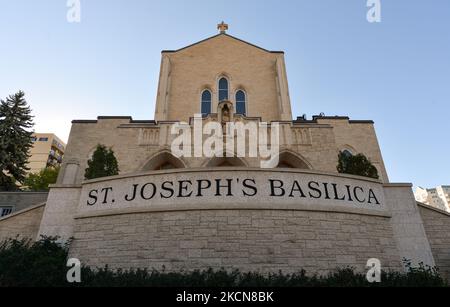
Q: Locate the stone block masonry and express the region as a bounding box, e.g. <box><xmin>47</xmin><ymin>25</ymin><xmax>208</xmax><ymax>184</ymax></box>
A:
<box><xmin>419</xmin><ymin>204</ymin><xmax>450</xmax><ymax>282</ymax></box>
<box><xmin>69</xmin><ymin>209</ymin><xmax>402</xmax><ymax>275</ymax></box>
<box><xmin>0</xmin><ymin>204</ymin><xmax>46</xmax><ymax>242</ymax></box>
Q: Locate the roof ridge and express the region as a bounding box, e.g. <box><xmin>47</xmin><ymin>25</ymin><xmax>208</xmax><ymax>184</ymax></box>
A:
<box><xmin>161</xmin><ymin>33</ymin><xmax>284</xmax><ymax>54</ymax></box>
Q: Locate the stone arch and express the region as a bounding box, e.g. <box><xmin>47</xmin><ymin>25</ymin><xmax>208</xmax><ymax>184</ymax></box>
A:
<box><xmin>215</xmin><ymin>72</ymin><xmax>233</xmax><ymax>86</ymax></box>
<box><xmin>87</xmin><ymin>144</ymin><xmax>115</xmax><ymax>160</ymax></box>
<box><xmin>340</xmin><ymin>144</ymin><xmax>357</xmax><ymax>156</ymax></box>
<box><xmin>275</xmin><ymin>150</ymin><xmax>312</xmax><ymax>169</ymax></box>
<box><xmin>203</xmin><ymin>154</ymin><xmax>248</xmax><ymax>168</ymax></box>
<box><xmin>141</xmin><ymin>150</ymin><xmax>187</xmax><ymax>171</ymax></box>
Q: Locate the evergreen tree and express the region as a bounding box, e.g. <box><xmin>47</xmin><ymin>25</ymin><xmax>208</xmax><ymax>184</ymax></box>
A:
<box><xmin>337</xmin><ymin>151</ymin><xmax>379</xmax><ymax>179</ymax></box>
<box><xmin>23</xmin><ymin>166</ymin><xmax>60</xmax><ymax>191</ymax></box>
<box><xmin>0</xmin><ymin>91</ymin><xmax>34</xmax><ymax>191</ymax></box>
<box><xmin>84</xmin><ymin>144</ymin><xmax>119</xmax><ymax>180</ymax></box>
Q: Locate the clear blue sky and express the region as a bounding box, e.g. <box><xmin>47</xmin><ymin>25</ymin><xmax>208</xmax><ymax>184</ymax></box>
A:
<box><xmin>0</xmin><ymin>0</ymin><xmax>449</xmax><ymax>188</ymax></box>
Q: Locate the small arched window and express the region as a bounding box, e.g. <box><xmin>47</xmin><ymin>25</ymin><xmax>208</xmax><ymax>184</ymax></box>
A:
<box><xmin>201</xmin><ymin>90</ymin><xmax>212</xmax><ymax>115</ymax></box>
<box><xmin>235</xmin><ymin>90</ymin><xmax>246</xmax><ymax>115</ymax></box>
<box><xmin>340</xmin><ymin>150</ymin><xmax>353</xmax><ymax>170</ymax></box>
<box><xmin>218</xmin><ymin>78</ymin><xmax>229</xmax><ymax>101</ymax></box>
<box><xmin>342</xmin><ymin>150</ymin><xmax>353</xmax><ymax>159</ymax></box>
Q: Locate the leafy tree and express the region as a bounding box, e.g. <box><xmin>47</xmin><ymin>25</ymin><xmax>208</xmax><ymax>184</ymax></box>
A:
<box><xmin>84</xmin><ymin>144</ymin><xmax>119</xmax><ymax>180</ymax></box>
<box><xmin>0</xmin><ymin>91</ymin><xmax>34</xmax><ymax>191</ymax></box>
<box><xmin>337</xmin><ymin>151</ymin><xmax>379</xmax><ymax>179</ymax></box>
<box><xmin>23</xmin><ymin>166</ymin><xmax>60</xmax><ymax>191</ymax></box>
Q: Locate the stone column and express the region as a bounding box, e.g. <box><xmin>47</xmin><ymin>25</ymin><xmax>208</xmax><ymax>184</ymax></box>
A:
<box><xmin>37</xmin><ymin>185</ymin><xmax>82</xmax><ymax>242</ymax></box>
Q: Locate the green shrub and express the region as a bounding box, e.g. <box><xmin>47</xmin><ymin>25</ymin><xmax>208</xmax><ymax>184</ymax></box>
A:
<box><xmin>84</xmin><ymin>144</ymin><xmax>119</xmax><ymax>180</ymax></box>
<box><xmin>0</xmin><ymin>237</ymin><xmax>447</xmax><ymax>287</ymax></box>
<box><xmin>0</xmin><ymin>236</ymin><xmax>69</xmax><ymax>287</ymax></box>
<box><xmin>337</xmin><ymin>151</ymin><xmax>379</xmax><ymax>179</ymax></box>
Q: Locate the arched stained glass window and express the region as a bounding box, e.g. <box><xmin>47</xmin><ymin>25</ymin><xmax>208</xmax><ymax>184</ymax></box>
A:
<box><xmin>218</xmin><ymin>78</ymin><xmax>229</xmax><ymax>101</ymax></box>
<box><xmin>235</xmin><ymin>90</ymin><xmax>246</xmax><ymax>115</ymax></box>
<box><xmin>201</xmin><ymin>90</ymin><xmax>212</xmax><ymax>115</ymax></box>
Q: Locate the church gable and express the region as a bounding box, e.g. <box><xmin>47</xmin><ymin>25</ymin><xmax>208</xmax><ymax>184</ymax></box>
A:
<box><xmin>162</xmin><ymin>33</ymin><xmax>284</xmax><ymax>56</ymax></box>
<box><xmin>157</xmin><ymin>31</ymin><xmax>287</xmax><ymax>123</ymax></box>
<box><xmin>152</xmin><ymin>22</ymin><xmax>295</xmax><ymax>123</ymax></box>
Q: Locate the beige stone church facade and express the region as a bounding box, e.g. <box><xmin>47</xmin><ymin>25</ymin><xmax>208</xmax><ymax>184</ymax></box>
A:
<box><xmin>1</xmin><ymin>25</ymin><xmax>450</xmax><ymax>279</ymax></box>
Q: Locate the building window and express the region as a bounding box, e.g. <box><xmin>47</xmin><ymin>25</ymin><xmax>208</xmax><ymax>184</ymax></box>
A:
<box><xmin>339</xmin><ymin>150</ymin><xmax>353</xmax><ymax>169</ymax></box>
<box><xmin>0</xmin><ymin>207</ymin><xmax>13</xmax><ymax>217</ymax></box>
<box><xmin>201</xmin><ymin>90</ymin><xmax>212</xmax><ymax>115</ymax></box>
<box><xmin>31</xmin><ymin>137</ymin><xmax>37</xmax><ymax>142</ymax></box>
<box><xmin>342</xmin><ymin>150</ymin><xmax>353</xmax><ymax>159</ymax></box>
<box><xmin>218</xmin><ymin>77</ymin><xmax>229</xmax><ymax>102</ymax></box>
<box><xmin>235</xmin><ymin>90</ymin><xmax>246</xmax><ymax>115</ymax></box>
<box><xmin>39</xmin><ymin>137</ymin><xmax>49</xmax><ymax>142</ymax></box>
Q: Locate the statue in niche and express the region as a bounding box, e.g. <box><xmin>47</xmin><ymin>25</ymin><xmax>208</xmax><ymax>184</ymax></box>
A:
<box><xmin>218</xmin><ymin>101</ymin><xmax>234</xmax><ymax>140</ymax></box>
<box><xmin>222</xmin><ymin>104</ymin><xmax>231</xmax><ymax>124</ymax></box>
<box><xmin>218</xmin><ymin>100</ymin><xmax>234</xmax><ymax>125</ymax></box>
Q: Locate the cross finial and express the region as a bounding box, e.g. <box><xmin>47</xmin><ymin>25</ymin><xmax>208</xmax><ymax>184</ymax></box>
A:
<box><xmin>217</xmin><ymin>21</ymin><xmax>229</xmax><ymax>34</ymax></box>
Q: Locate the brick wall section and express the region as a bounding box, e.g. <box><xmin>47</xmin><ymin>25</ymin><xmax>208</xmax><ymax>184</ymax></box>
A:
<box><xmin>70</xmin><ymin>210</ymin><xmax>401</xmax><ymax>274</ymax></box>
<box><xmin>0</xmin><ymin>204</ymin><xmax>46</xmax><ymax>242</ymax></box>
<box><xmin>418</xmin><ymin>204</ymin><xmax>450</xmax><ymax>282</ymax></box>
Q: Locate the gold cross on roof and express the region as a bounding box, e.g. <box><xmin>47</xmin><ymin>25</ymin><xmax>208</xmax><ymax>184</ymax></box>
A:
<box><xmin>217</xmin><ymin>21</ymin><xmax>229</xmax><ymax>34</ymax></box>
